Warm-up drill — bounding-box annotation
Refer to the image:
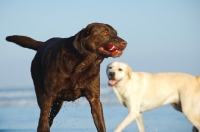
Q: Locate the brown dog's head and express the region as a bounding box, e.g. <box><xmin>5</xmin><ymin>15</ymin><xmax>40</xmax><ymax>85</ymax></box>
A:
<box><xmin>73</xmin><ymin>23</ymin><xmax>127</xmax><ymax>58</ymax></box>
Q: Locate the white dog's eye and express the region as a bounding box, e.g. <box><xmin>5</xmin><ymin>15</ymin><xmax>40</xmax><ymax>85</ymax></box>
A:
<box><xmin>109</xmin><ymin>66</ymin><xmax>112</xmax><ymax>69</ymax></box>
<box><xmin>118</xmin><ymin>68</ymin><xmax>122</xmax><ymax>71</ymax></box>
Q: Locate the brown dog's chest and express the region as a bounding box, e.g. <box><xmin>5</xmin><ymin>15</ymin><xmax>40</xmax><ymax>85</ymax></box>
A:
<box><xmin>57</xmin><ymin>60</ymin><xmax>101</xmax><ymax>101</ymax></box>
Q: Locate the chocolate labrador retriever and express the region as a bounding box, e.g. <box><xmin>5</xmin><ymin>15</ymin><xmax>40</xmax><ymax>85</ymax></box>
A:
<box><xmin>6</xmin><ymin>23</ymin><xmax>127</xmax><ymax>132</ymax></box>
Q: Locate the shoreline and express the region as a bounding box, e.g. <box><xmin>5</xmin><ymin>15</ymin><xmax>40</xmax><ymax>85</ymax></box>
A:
<box><xmin>0</xmin><ymin>104</ymin><xmax>192</xmax><ymax>132</ymax></box>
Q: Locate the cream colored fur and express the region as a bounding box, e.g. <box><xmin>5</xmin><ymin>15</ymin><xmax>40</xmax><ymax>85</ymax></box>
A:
<box><xmin>107</xmin><ymin>61</ymin><xmax>200</xmax><ymax>132</ymax></box>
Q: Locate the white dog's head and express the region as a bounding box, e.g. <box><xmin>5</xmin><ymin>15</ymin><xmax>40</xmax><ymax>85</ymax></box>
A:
<box><xmin>106</xmin><ymin>61</ymin><xmax>132</xmax><ymax>86</ymax></box>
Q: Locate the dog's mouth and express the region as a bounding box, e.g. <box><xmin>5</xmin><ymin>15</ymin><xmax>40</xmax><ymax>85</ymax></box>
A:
<box><xmin>99</xmin><ymin>43</ymin><xmax>124</xmax><ymax>58</ymax></box>
<box><xmin>108</xmin><ymin>79</ymin><xmax>119</xmax><ymax>86</ymax></box>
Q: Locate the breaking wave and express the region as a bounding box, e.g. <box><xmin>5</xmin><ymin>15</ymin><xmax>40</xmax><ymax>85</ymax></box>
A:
<box><xmin>0</xmin><ymin>84</ymin><xmax>119</xmax><ymax>107</ymax></box>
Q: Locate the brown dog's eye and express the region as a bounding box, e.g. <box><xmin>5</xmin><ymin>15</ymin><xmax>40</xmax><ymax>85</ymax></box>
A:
<box><xmin>102</xmin><ymin>31</ymin><xmax>109</xmax><ymax>36</ymax></box>
<box><xmin>118</xmin><ymin>68</ymin><xmax>122</xmax><ymax>71</ymax></box>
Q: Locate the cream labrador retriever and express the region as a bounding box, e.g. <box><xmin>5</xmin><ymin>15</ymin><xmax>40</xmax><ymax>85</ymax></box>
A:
<box><xmin>107</xmin><ymin>61</ymin><xmax>200</xmax><ymax>132</ymax></box>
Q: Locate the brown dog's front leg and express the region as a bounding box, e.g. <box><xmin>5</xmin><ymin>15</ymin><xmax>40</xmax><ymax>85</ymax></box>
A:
<box><xmin>87</xmin><ymin>97</ymin><xmax>106</xmax><ymax>132</ymax></box>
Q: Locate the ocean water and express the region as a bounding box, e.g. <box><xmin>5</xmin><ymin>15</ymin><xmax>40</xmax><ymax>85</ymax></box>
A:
<box><xmin>0</xmin><ymin>84</ymin><xmax>193</xmax><ymax>132</ymax></box>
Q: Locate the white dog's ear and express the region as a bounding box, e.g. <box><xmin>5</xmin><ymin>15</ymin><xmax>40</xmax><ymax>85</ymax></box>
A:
<box><xmin>127</xmin><ymin>65</ymin><xmax>132</xmax><ymax>79</ymax></box>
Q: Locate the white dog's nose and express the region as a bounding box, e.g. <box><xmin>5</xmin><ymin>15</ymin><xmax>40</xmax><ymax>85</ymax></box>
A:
<box><xmin>109</xmin><ymin>72</ymin><xmax>115</xmax><ymax>77</ymax></box>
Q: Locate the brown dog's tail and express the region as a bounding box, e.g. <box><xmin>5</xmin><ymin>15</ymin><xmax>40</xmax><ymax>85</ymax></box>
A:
<box><xmin>6</xmin><ymin>35</ymin><xmax>43</xmax><ymax>51</ymax></box>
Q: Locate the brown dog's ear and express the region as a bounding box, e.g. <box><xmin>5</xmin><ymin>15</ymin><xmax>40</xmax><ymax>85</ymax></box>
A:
<box><xmin>127</xmin><ymin>65</ymin><xmax>132</xmax><ymax>79</ymax></box>
<box><xmin>73</xmin><ymin>27</ymin><xmax>92</xmax><ymax>54</ymax></box>
<box><xmin>73</xmin><ymin>28</ymin><xmax>86</xmax><ymax>54</ymax></box>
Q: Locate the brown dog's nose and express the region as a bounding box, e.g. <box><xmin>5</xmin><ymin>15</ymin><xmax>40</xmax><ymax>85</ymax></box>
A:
<box><xmin>120</xmin><ymin>41</ymin><xmax>127</xmax><ymax>48</ymax></box>
<box><xmin>121</xmin><ymin>41</ymin><xmax>127</xmax><ymax>46</ymax></box>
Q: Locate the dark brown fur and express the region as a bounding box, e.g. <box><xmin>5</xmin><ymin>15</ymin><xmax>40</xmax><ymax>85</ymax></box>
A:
<box><xmin>6</xmin><ymin>23</ymin><xmax>127</xmax><ymax>132</ymax></box>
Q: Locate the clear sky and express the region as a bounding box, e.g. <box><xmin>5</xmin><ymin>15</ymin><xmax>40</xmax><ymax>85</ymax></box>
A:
<box><xmin>0</xmin><ymin>0</ymin><xmax>200</xmax><ymax>88</ymax></box>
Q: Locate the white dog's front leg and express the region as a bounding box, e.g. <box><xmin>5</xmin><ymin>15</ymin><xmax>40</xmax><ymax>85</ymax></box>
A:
<box><xmin>114</xmin><ymin>111</ymin><xmax>139</xmax><ymax>132</ymax></box>
<box><xmin>136</xmin><ymin>113</ymin><xmax>145</xmax><ymax>132</ymax></box>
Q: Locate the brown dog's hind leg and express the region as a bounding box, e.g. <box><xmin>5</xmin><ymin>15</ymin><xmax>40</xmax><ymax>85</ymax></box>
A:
<box><xmin>36</xmin><ymin>93</ymin><xmax>54</xmax><ymax>132</ymax></box>
<box><xmin>48</xmin><ymin>99</ymin><xmax>64</xmax><ymax>127</ymax></box>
